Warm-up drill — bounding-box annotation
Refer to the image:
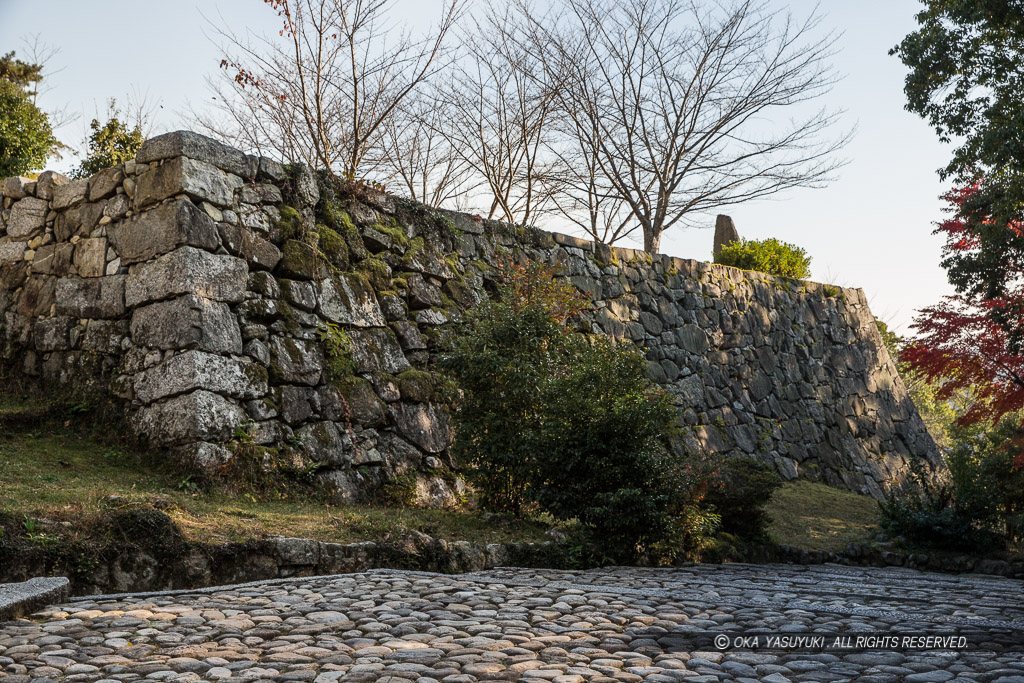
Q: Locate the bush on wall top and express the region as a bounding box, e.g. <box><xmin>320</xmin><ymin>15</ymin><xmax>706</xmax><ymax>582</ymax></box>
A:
<box><xmin>715</xmin><ymin>238</ymin><xmax>811</xmax><ymax>279</ymax></box>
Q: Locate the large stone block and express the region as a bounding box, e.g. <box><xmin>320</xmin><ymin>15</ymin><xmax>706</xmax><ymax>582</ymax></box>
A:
<box><xmin>389</xmin><ymin>402</ymin><xmax>452</xmax><ymax>453</ymax></box>
<box><xmin>348</xmin><ymin>328</ymin><xmax>410</xmax><ymax>374</ymax></box>
<box><xmin>17</xmin><ymin>276</ymin><xmax>57</xmax><ymax>317</ymax></box>
<box><xmin>131</xmin><ymin>389</ymin><xmax>246</xmax><ymax>445</ymax></box>
<box><xmin>52</xmin><ymin>178</ymin><xmax>89</xmax><ymax>210</ymax></box>
<box><xmin>134</xmin><ymin>156</ymin><xmax>243</xmax><ymax>208</ymax></box>
<box><xmin>88</xmin><ymin>166</ymin><xmax>124</xmax><ymax>201</ymax></box>
<box><xmin>73</xmin><ymin>237</ymin><xmax>107</xmax><ymax>277</ymax></box>
<box><xmin>136</xmin><ymin>130</ymin><xmax>254</xmax><ymax>178</ymax></box>
<box><xmin>55</xmin><ymin>275</ymin><xmax>126</xmax><ymax>319</ymax></box>
<box><xmin>31</xmin><ymin>242</ymin><xmax>75</xmax><ymax>276</ymax></box>
<box><xmin>7</xmin><ymin>197</ymin><xmax>48</xmax><ymax>238</ymax></box>
<box><xmin>2</xmin><ymin>176</ymin><xmax>29</xmax><ymax>200</ymax></box>
<box><xmin>133</xmin><ymin>350</ymin><xmax>268</xmax><ymax>404</ymax></box>
<box><xmin>33</xmin><ymin>316</ymin><xmax>75</xmax><ymax>352</ymax></box>
<box><xmin>108</xmin><ymin>199</ymin><xmax>220</xmax><ymax>264</ymax></box>
<box><xmin>269</xmin><ymin>337</ymin><xmax>324</xmax><ymax>385</ymax></box>
<box><xmin>218</xmin><ymin>223</ymin><xmax>282</xmax><ymax>271</ymax></box>
<box><xmin>319</xmin><ymin>274</ymin><xmax>386</xmax><ymax>327</ymax></box>
<box><xmin>295</xmin><ymin>421</ymin><xmax>350</xmax><ymax>465</ymax></box>
<box><xmin>125</xmin><ymin>247</ymin><xmax>247</xmax><ymax>307</ymax></box>
<box><xmin>131</xmin><ymin>294</ymin><xmax>241</xmax><ymax>353</ymax></box>
<box><xmin>0</xmin><ymin>241</ymin><xmax>27</xmax><ymax>266</ymax></box>
<box><xmin>34</xmin><ymin>171</ymin><xmax>68</xmax><ymax>201</ymax></box>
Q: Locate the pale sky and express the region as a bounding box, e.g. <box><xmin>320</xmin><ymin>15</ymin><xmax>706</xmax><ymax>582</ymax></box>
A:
<box><xmin>0</xmin><ymin>0</ymin><xmax>953</xmax><ymax>335</ymax></box>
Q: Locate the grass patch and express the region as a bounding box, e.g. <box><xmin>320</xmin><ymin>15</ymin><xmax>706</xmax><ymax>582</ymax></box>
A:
<box><xmin>766</xmin><ymin>480</ymin><xmax>879</xmax><ymax>553</ymax></box>
<box><xmin>0</xmin><ymin>396</ymin><xmax>550</xmax><ymax>547</ymax></box>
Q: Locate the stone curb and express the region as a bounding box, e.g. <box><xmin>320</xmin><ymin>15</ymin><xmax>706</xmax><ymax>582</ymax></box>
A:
<box><xmin>0</xmin><ymin>577</ymin><xmax>70</xmax><ymax>621</ymax></box>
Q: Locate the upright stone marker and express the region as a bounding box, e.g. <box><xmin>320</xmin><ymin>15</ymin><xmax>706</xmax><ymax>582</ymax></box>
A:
<box><xmin>713</xmin><ymin>214</ymin><xmax>740</xmax><ymax>257</ymax></box>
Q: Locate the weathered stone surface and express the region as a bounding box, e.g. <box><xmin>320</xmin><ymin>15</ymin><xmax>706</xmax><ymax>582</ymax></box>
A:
<box><xmin>34</xmin><ymin>170</ymin><xmax>68</xmax><ymax>200</ymax></box>
<box><xmin>88</xmin><ymin>165</ymin><xmax>124</xmax><ymax>201</ymax></box>
<box><xmin>52</xmin><ymin>178</ymin><xmax>89</xmax><ymax>209</ymax></box>
<box><xmin>391</xmin><ymin>320</ymin><xmax>427</xmax><ymax>351</ymax></box>
<box><xmin>131</xmin><ymin>294</ymin><xmax>242</xmax><ymax>353</ymax></box>
<box><xmin>278</xmin><ymin>385</ymin><xmax>315</xmax><ymax>424</ymax></box>
<box><xmin>0</xmin><ymin>577</ymin><xmax>69</xmax><ymax>621</ymax></box>
<box><xmin>321</xmin><ymin>378</ymin><xmax>386</xmax><ymax>426</ymax></box>
<box><xmin>348</xmin><ymin>328</ymin><xmax>410</xmax><ymax>374</ymax></box>
<box><xmin>407</xmin><ymin>273</ymin><xmax>442</xmax><ymax>309</ymax></box>
<box><xmin>109</xmin><ymin>199</ymin><xmax>220</xmax><ymax>264</ymax></box>
<box><xmin>133</xmin><ymin>350</ymin><xmax>268</xmax><ymax>404</ymax></box>
<box><xmin>73</xmin><ymin>237</ymin><xmax>107</xmax><ymax>277</ymax></box>
<box><xmin>218</xmin><ymin>222</ymin><xmax>282</xmax><ymax>271</ymax></box>
<box><xmin>319</xmin><ymin>274</ymin><xmax>386</xmax><ymax>327</ymax></box>
<box><xmin>269</xmin><ymin>337</ymin><xmax>324</xmax><ymax>385</ymax></box>
<box><xmin>2</xmin><ymin>176</ymin><xmax>29</xmax><ymax>199</ymax></box>
<box><xmin>389</xmin><ymin>402</ymin><xmax>452</xmax><ymax>453</ymax></box>
<box><xmin>276</xmin><ymin>240</ymin><xmax>321</xmax><ymax>280</ymax></box>
<box><xmin>134</xmin><ymin>155</ymin><xmax>243</xmax><ymax>208</ymax></box>
<box><xmin>17</xmin><ymin>276</ymin><xmax>57</xmax><ymax>317</ymax></box>
<box><xmin>0</xmin><ymin>241</ymin><xmax>27</xmax><ymax>266</ymax></box>
<box><xmin>125</xmin><ymin>247</ymin><xmax>247</xmax><ymax>307</ymax></box>
<box><xmin>132</xmin><ymin>390</ymin><xmax>247</xmax><ymax>445</ymax></box>
<box><xmin>295</xmin><ymin>421</ymin><xmax>349</xmax><ymax>464</ymax></box>
<box><xmin>33</xmin><ymin>316</ymin><xmax>75</xmax><ymax>352</ymax></box>
<box><xmin>55</xmin><ymin>275</ymin><xmax>126</xmax><ymax>319</ymax></box>
<box><xmin>7</xmin><ymin>197</ymin><xmax>48</xmax><ymax>238</ymax></box>
<box><xmin>136</xmin><ymin>130</ymin><xmax>254</xmax><ymax>177</ymax></box>
<box><xmin>281</xmin><ymin>278</ymin><xmax>318</xmax><ymax>312</ymax></box>
<box><xmin>31</xmin><ymin>242</ymin><xmax>74</xmax><ymax>276</ymax></box>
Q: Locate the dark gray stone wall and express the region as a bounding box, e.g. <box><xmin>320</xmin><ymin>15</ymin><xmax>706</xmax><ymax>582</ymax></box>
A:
<box><xmin>0</xmin><ymin>131</ymin><xmax>941</xmax><ymax>503</ymax></box>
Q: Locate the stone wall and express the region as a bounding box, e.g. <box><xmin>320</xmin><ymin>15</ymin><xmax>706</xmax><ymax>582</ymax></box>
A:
<box><xmin>0</xmin><ymin>131</ymin><xmax>941</xmax><ymax>503</ymax></box>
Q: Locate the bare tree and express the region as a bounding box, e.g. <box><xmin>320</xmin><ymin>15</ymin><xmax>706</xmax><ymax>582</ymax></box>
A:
<box><xmin>527</xmin><ymin>0</ymin><xmax>847</xmax><ymax>252</ymax></box>
<box><xmin>195</xmin><ymin>0</ymin><xmax>464</xmax><ymax>179</ymax></box>
<box><xmin>378</xmin><ymin>93</ymin><xmax>478</xmax><ymax>208</ymax></box>
<box><xmin>439</xmin><ymin>4</ymin><xmax>561</xmax><ymax>225</ymax></box>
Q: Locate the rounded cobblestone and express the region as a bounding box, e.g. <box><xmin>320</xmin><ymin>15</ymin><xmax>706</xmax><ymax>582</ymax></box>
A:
<box><xmin>1</xmin><ymin>564</ymin><xmax>1021</xmax><ymax>682</ymax></box>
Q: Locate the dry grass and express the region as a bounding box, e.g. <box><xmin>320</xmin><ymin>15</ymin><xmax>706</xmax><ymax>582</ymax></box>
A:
<box><xmin>766</xmin><ymin>479</ymin><xmax>880</xmax><ymax>553</ymax></box>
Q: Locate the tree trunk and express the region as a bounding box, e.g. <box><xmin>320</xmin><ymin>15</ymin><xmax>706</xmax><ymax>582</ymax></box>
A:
<box><xmin>644</xmin><ymin>226</ymin><xmax>661</xmax><ymax>254</ymax></box>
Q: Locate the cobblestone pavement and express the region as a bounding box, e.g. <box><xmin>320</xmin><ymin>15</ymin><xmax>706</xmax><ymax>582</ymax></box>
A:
<box><xmin>1</xmin><ymin>564</ymin><xmax>1023</xmax><ymax>683</ymax></box>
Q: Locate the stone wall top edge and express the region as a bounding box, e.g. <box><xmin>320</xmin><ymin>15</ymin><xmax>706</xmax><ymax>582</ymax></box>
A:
<box><xmin>4</xmin><ymin>129</ymin><xmax>859</xmax><ymax>295</ymax></box>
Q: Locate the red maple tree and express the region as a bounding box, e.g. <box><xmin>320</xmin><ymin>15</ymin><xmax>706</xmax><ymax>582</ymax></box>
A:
<box><xmin>902</xmin><ymin>186</ymin><xmax>1024</xmax><ymax>464</ymax></box>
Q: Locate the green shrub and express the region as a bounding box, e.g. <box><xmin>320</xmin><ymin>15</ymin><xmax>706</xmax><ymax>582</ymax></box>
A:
<box><xmin>442</xmin><ymin>259</ymin><xmax>716</xmax><ymax>563</ymax></box>
<box><xmin>715</xmin><ymin>238</ymin><xmax>811</xmax><ymax>279</ymax></box>
<box><xmin>878</xmin><ymin>416</ymin><xmax>1024</xmax><ymax>552</ymax></box>
<box><xmin>527</xmin><ymin>335</ymin><xmax>684</xmax><ymax>561</ymax></box>
<box><xmin>703</xmin><ymin>457</ymin><xmax>783</xmax><ymax>539</ymax></box>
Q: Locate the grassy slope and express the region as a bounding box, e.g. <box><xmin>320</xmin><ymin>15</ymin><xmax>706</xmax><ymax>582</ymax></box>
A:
<box><xmin>766</xmin><ymin>479</ymin><xmax>880</xmax><ymax>553</ymax></box>
<box><xmin>1</xmin><ymin>396</ymin><xmax>881</xmax><ymax>554</ymax></box>
<box><xmin>0</xmin><ymin>397</ymin><xmax>549</xmax><ymax>546</ymax></box>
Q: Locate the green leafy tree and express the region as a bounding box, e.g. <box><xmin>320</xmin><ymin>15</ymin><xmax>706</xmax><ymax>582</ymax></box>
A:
<box><xmin>0</xmin><ymin>51</ymin><xmax>43</xmax><ymax>95</ymax></box>
<box><xmin>0</xmin><ymin>79</ymin><xmax>56</xmax><ymax>177</ymax></box>
<box><xmin>72</xmin><ymin>101</ymin><xmax>144</xmax><ymax>178</ymax></box>
<box><xmin>714</xmin><ymin>237</ymin><xmax>811</xmax><ymax>279</ymax></box>
<box><xmin>442</xmin><ymin>259</ymin><xmax>712</xmax><ymax>562</ymax></box>
<box><xmin>0</xmin><ymin>50</ymin><xmax>58</xmax><ymax>177</ymax></box>
<box><xmin>892</xmin><ymin>2</ymin><xmax>1024</xmax><ymax>346</ymax></box>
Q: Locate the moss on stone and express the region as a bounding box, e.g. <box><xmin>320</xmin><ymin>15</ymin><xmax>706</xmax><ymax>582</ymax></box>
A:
<box><xmin>402</xmin><ymin>237</ymin><xmax>426</xmax><ymax>267</ymax></box>
<box><xmin>397</xmin><ymin>369</ymin><xmax>436</xmax><ymax>403</ymax></box>
<box><xmin>275</xmin><ymin>205</ymin><xmax>303</xmax><ymax>241</ymax></box>
<box><xmin>373</xmin><ymin>220</ymin><xmax>409</xmax><ymax>248</ymax></box>
<box><xmin>357</xmin><ymin>257</ymin><xmax>392</xmax><ymax>291</ymax></box>
<box><xmin>316</xmin><ymin>225</ymin><xmax>349</xmax><ymax>269</ymax></box>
